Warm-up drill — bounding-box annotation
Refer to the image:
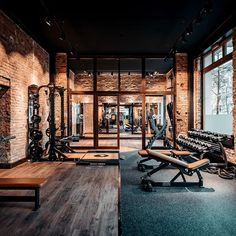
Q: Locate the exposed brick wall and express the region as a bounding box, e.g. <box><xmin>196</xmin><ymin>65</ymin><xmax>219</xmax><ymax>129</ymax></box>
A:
<box><xmin>175</xmin><ymin>53</ymin><xmax>189</xmax><ymax>137</ymax></box>
<box><xmin>120</xmin><ymin>73</ymin><xmax>142</xmax><ymax>91</ymax></box>
<box><xmin>70</xmin><ymin>72</ymin><xmax>167</xmax><ymax>93</ymax></box>
<box><xmin>97</xmin><ymin>73</ymin><xmax>118</xmax><ymax>91</ymax></box>
<box><xmin>74</xmin><ymin>74</ymin><xmax>93</xmax><ymax>91</ymax></box>
<box><xmin>120</xmin><ymin>95</ymin><xmax>142</xmax><ymax>104</ymax></box>
<box><xmin>0</xmin><ymin>89</ymin><xmax>10</xmax><ymax>162</ymax></box>
<box><xmin>193</xmin><ymin>57</ymin><xmax>201</xmax><ymax>129</ymax></box>
<box><xmin>55</xmin><ymin>53</ymin><xmax>68</xmax><ymax>136</ymax></box>
<box><xmin>146</xmin><ymin>74</ymin><xmax>166</xmax><ymax>91</ymax></box>
<box><xmin>0</xmin><ymin>11</ymin><xmax>49</xmax><ymax>164</ymax></box>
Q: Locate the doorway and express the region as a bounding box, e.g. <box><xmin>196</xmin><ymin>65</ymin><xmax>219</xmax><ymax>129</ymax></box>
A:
<box><xmin>119</xmin><ymin>95</ymin><xmax>142</xmax><ymax>150</ymax></box>
<box><xmin>97</xmin><ymin>95</ymin><xmax>119</xmax><ymax>149</ymax></box>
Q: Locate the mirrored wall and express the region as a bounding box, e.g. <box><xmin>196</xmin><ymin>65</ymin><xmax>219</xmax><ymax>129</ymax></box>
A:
<box><xmin>70</xmin><ymin>95</ymin><xmax>94</xmax><ymax>147</ymax></box>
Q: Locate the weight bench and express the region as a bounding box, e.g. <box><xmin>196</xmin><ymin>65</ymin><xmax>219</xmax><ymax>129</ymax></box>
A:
<box><xmin>0</xmin><ymin>178</ymin><xmax>47</xmax><ymax>210</ymax></box>
<box><xmin>137</xmin><ymin>149</ymin><xmax>172</xmax><ymax>171</ymax></box>
<box><xmin>141</xmin><ymin>149</ymin><xmax>210</xmax><ymax>191</ymax></box>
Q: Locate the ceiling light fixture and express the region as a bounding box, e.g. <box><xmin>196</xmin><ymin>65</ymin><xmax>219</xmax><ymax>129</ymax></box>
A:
<box><xmin>59</xmin><ymin>31</ymin><xmax>66</xmax><ymax>41</ymax></box>
<box><xmin>185</xmin><ymin>25</ymin><xmax>193</xmax><ymax>36</ymax></box>
<box><xmin>44</xmin><ymin>17</ymin><xmax>51</xmax><ymax>26</ymax></box>
<box><xmin>164</xmin><ymin>1</ymin><xmax>214</xmax><ymax>63</ymax></box>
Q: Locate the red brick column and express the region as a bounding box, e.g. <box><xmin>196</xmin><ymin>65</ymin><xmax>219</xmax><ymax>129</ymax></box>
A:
<box><xmin>193</xmin><ymin>57</ymin><xmax>201</xmax><ymax>129</ymax></box>
<box><xmin>175</xmin><ymin>53</ymin><xmax>189</xmax><ymax>137</ymax></box>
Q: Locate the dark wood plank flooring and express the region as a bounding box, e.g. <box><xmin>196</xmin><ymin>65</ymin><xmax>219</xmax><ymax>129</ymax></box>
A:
<box><xmin>0</xmin><ymin>161</ymin><xmax>119</xmax><ymax>236</ymax></box>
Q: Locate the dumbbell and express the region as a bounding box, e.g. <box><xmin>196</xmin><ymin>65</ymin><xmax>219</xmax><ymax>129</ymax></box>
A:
<box><xmin>31</xmin><ymin>114</ymin><xmax>41</xmax><ymax>124</ymax></box>
<box><xmin>33</xmin><ymin>93</ymin><xmax>39</xmax><ymax>98</ymax></box>
<box><xmin>29</xmin><ymin>143</ymin><xmax>43</xmax><ymax>160</ymax></box>
<box><xmin>33</xmin><ymin>103</ymin><xmax>40</xmax><ymax>109</ymax></box>
<box><xmin>30</xmin><ymin>129</ymin><xmax>43</xmax><ymax>141</ymax></box>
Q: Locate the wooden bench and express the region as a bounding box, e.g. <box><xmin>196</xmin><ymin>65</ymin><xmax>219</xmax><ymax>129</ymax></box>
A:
<box><xmin>0</xmin><ymin>178</ymin><xmax>47</xmax><ymax>210</ymax></box>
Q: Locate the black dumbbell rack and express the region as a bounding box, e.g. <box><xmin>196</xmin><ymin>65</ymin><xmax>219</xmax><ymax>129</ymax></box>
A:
<box><xmin>188</xmin><ymin>129</ymin><xmax>234</xmax><ymax>149</ymax></box>
<box><xmin>176</xmin><ymin>131</ymin><xmax>229</xmax><ymax>166</ymax></box>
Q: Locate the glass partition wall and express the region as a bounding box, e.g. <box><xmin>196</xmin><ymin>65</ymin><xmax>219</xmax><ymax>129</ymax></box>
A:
<box><xmin>68</xmin><ymin>58</ymin><xmax>174</xmax><ymax>149</ymax></box>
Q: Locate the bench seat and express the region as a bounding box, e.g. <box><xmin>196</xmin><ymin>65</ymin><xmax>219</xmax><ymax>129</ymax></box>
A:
<box><xmin>0</xmin><ymin>178</ymin><xmax>47</xmax><ymax>210</ymax></box>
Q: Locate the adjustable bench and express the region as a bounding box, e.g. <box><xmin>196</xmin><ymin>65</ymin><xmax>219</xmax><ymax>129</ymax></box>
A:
<box><xmin>0</xmin><ymin>178</ymin><xmax>47</xmax><ymax>210</ymax></box>
<box><xmin>141</xmin><ymin>149</ymin><xmax>210</xmax><ymax>191</ymax></box>
<box><xmin>137</xmin><ymin>149</ymin><xmax>172</xmax><ymax>171</ymax></box>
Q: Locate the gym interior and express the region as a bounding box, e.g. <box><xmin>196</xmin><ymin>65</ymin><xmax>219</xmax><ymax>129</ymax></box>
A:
<box><xmin>0</xmin><ymin>1</ymin><xmax>236</xmax><ymax>235</ymax></box>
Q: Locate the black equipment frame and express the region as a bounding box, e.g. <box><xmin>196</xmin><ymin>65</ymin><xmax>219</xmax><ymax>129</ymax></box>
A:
<box><xmin>141</xmin><ymin>160</ymin><xmax>206</xmax><ymax>192</ymax></box>
<box><xmin>28</xmin><ymin>83</ymin><xmax>74</xmax><ymax>161</ymax></box>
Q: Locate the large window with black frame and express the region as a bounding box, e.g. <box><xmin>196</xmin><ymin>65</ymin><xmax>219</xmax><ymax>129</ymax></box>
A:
<box><xmin>203</xmin><ymin>34</ymin><xmax>233</xmax><ymax>135</ymax></box>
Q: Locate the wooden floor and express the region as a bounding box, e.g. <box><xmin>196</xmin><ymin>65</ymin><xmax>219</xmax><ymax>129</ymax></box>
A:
<box><xmin>0</xmin><ymin>161</ymin><xmax>119</xmax><ymax>236</ymax></box>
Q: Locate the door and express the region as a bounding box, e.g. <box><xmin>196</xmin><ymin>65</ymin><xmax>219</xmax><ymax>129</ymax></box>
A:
<box><xmin>96</xmin><ymin>94</ymin><xmax>119</xmax><ymax>149</ymax></box>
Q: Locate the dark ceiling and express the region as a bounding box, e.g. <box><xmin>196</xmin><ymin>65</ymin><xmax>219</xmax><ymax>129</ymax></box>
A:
<box><xmin>1</xmin><ymin>0</ymin><xmax>236</xmax><ymax>73</ymax></box>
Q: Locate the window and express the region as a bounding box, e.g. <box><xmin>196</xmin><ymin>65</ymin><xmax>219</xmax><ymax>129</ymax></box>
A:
<box><xmin>213</xmin><ymin>47</ymin><xmax>223</xmax><ymax>62</ymax></box>
<box><xmin>204</xmin><ymin>60</ymin><xmax>233</xmax><ymax>134</ymax></box>
<box><xmin>203</xmin><ymin>53</ymin><xmax>212</xmax><ymax>68</ymax></box>
<box><xmin>225</xmin><ymin>39</ymin><xmax>233</xmax><ymax>55</ymax></box>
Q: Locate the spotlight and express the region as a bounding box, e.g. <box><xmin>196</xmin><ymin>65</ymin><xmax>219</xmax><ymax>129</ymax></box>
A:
<box><xmin>69</xmin><ymin>49</ymin><xmax>74</xmax><ymax>56</ymax></box>
<box><xmin>59</xmin><ymin>31</ymin><xmax>65</xmax><ymax>41</ymax></box>
<box><xmin>186</xmin><ymin>25</ymin><xmax>193</xmax><ymax>36</ymax></box>
<box><xmin>88</xmin><ymin>72</ymin><xmax>91</xmax><ymax>77</ymax></box>
<box><xmin>44</xmin><ymin>17</ymin><xmax>51</xmax><ymax>27</ymax></box>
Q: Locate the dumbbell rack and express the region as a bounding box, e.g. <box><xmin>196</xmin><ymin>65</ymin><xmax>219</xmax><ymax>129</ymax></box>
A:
<box><xmin>188</xmin><ymin>129</ymin><xmax>234</xmax><ymax>149</ymax></box>
<box><xmin>176</xmin><ymin>129</ymin><xmax>230</xmax><ymax>166</ymax></box>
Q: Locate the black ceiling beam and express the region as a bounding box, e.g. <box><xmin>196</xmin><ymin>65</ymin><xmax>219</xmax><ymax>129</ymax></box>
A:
<box><xmin>192</xmin><ymin>9</ymin><xmax>236</xmax><ymax>57</ymax></box>
<box><xmin>68</xmin><ymin>53</ymin><xmax>169</xmax><ymax>59</ymax></box>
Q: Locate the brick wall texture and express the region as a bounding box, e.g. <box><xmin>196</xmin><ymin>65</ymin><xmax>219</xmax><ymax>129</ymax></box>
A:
<box><xmin>193</xmin><ymin>58</ymin><xmax>202</xmax><ymax>129</ymax></box>
<box><xmin>0</xmin><ymin>89</ymin><xmax>10</xmax><ymax>162</ymax></box>
<box><xmin>175</xmin><ymin>53</ymin><xmax>189</xmax><ymax>137</ymax></box>
<box><xmin>74</xmin><ymin>74</ymin><xmax>93</xmax><ymax>91</ymax></box>
<box><xmin>97</xmin><ymin>73</ymin><xmax>119</xmax><ymax>91</ymax></box>
<box><xmin>121</xmin><ymin>73</ymin><xmax>142</xmax><ymax>91</ymax></box>
<box><xmin>146</xmin><ymin>74</ymin><xmax>166</xmax><ymax>91</ymax></box>
<box><xmin>0</xmin><ymin>11</ymin><xmax>49</xmax><ymax>163</ymax></box>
